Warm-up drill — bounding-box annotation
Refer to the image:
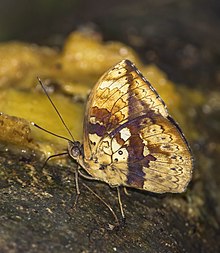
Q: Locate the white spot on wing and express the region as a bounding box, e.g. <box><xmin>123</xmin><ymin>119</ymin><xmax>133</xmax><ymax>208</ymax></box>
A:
<box><xmin>112</xmin><ymin>138</ymin><xmax>122</xmax><ymax>153</ymax></box>
<box><xmin>120</xmin><ymin>128</ymin><xmax>131</xmax><ymax>142</ymax></box>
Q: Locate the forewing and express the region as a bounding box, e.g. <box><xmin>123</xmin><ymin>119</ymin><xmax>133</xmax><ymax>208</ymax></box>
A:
<box><xmin>84</xmin><ymin>60</ymin><xmax>168</xmax><ymax>159</ymax></box>
<box><xmin>83</xmin><ymin>59</ymin><xmax>193</xmax><ymax>193</ymax></box>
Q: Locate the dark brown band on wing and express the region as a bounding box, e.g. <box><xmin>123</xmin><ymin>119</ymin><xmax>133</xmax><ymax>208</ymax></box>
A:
<box><xmin>88</xmin><ymin>107</ymin><xmax>110</xmax><ymax>136</ymax></box>
<box><xmin>89</xmin><ymin>106</ymin><xmax>122</xmax><ymax>136</ymax></box>
<box><xmin>126</xmin><ymin>77</ymin><xmax>146</xmax><ymax>188</ymax></box>
<box><xmin>88</xmin><ymin>122</ymin><xmax>106</xmax><ymax>137</ymax></box>
<box><xmin>90</xmin><ymin>107</ymin><xmax>111</xmax><ymax>125</ymax></box>
<box><xmin>125</xmin><ymin>118</ymin><xmax>157</xmax><ymax>188</ymax></box>
<box><xmin>125</xmin><ymin>66</ymin><xmax>160</xmax><ymax>188</ymax></box>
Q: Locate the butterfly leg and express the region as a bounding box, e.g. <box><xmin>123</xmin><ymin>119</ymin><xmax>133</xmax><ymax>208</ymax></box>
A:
<box><xmin>78</xmin><ymin>169</ymin><xmax>98</xmax><ymax>181</ymax></box>
<box><xmin>78</xmin><ymin>170</ymin><xmax>125</xmax><ymax>228</ymax></box>
<box><xmin>117</xmin><ymin>187</ymin><xmax>126</xmax><ymax>227</ymax></box>
<box><xmin>123</xmin><ymin>187</ymin><xmax>131</xmax><ymax>196</ymax></box>
<box><xmin>81</xmin><ymin>182</ymin><xmax>120</xmax><ymax>228</ymax></box>
<box><xmin>72</xmin><ymin>165</ymin><xmax>81</xmax><ymax>209</ymax></box>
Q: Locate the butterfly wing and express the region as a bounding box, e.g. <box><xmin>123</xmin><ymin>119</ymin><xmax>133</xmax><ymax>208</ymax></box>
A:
<box><xmin>83</xmin><ymin>60</ymin><xmax>193</xmax><ymax>193</ymax></box>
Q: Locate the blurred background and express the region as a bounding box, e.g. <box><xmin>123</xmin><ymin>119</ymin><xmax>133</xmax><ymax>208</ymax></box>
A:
<box><xmin>0</xmin><ymin>0</ymin><xmax>219</xmax><ymax>90</ymax></box>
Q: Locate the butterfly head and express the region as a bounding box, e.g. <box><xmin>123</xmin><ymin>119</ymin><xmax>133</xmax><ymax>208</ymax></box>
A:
<box><xmin>68</xmin><ymin>141</ymin><xmax>83</xmax><ymax>161</ymax></box>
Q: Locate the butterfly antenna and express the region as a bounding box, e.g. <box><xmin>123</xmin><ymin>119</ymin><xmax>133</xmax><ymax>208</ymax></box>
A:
<box><xmin>37</xmin><ymin>77</ymin><xmax>75</xmax><ymax>142</ymax></box>
<box><xmin>31</xmin><ymin>122</ymin><xmax>72</xmax><ymax>143</ymax></box>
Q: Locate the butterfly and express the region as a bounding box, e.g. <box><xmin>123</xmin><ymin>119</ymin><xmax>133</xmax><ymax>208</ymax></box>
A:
<box><xmin>68</xmin><ymin>59</ymin><xmax>193</xmax><ymax>194</ymax></box>
<box><xmin>34</xmin><ymin>59</ymin><xmax>193</xmax><ymax>224</ymax></box>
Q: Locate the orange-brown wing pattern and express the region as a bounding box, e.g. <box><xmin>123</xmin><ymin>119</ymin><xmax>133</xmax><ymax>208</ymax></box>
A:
<box><xmin>82</xmin><ymin>60</ymin><xmax>193</xmax><ymax>193</ymax></box>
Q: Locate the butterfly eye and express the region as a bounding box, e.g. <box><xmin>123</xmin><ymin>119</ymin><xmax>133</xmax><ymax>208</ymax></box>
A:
<box><xmin>68</xmin><ymin>141</ymin><xmax>81</xmax><ymax>159</ymax></box>
<box><xmin>71</xmin><ymin>146</ymin><xmax>80</xmax><ymax>158</ymax></box>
